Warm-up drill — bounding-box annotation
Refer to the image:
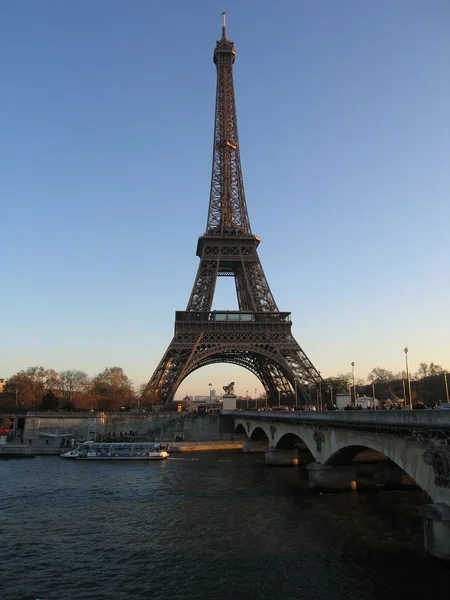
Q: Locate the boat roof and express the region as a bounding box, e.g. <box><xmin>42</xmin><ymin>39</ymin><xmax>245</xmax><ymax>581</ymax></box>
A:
<box><xmin>83</xmin><ymin>441</ymin><xmax>158</xmax><ymax>445</ymax></box>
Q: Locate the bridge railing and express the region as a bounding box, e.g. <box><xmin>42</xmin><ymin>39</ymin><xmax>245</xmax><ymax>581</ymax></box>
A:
<box><xmin>231</xmin><ymin>410</ymin><xmax>450</xmax><ymax>430</ymax></box>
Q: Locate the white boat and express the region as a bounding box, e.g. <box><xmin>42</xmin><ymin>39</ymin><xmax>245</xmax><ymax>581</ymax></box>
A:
<box><xmin>60</xmin><ymin>441</ymin><xmax>170</xmax><ymax>460</ymax></box>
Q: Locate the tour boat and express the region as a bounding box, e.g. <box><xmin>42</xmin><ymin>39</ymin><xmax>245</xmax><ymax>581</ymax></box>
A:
<box><xmin>60</xmin><ymin>441</ymin><xmax>170</xmax><ymax>460</ymax></box>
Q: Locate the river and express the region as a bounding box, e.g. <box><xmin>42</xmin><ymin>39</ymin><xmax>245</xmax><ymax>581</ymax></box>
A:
<box><xmin>0</xmin><ymin>452</ymin><xmax>448</xmax><ymax>600</ymax></box>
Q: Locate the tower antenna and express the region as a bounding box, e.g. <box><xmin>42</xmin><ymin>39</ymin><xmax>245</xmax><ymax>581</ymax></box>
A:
<box><xmin>221</xmin><ymin>12</ymin><xmax>227</xmax><ymax>39</ymax></box>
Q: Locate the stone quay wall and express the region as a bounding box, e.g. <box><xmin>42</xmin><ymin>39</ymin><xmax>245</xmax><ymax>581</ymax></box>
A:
<box><xmin>22</xmin><ymin>411</ymin><xmax>232</xmax><ymax>444</ymax></box>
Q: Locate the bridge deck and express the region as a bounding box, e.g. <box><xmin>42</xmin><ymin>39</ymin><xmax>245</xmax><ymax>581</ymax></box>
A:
<box><xmin>231</xmin><ymin>410</ymin><xmax>450</xmax><ymax>431</ymax></box>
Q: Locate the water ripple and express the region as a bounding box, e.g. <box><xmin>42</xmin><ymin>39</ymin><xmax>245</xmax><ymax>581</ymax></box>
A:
<box><xmin>0</xmin><ymin>454</ymin><xmax>448</xmax><ymax>600</ymax></box>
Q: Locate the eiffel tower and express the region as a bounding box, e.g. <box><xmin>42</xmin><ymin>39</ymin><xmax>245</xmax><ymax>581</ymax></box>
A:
<box><xmin>143</xmin><ymin>14</ymin><xmax>321</xmax><ymax>405</ymax></box>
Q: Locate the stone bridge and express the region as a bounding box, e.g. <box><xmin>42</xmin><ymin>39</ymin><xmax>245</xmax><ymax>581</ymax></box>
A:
<box><xmin>232</xmin><ymin>410</ymin><xmax>450</xmax><ymax>561</ymax></box>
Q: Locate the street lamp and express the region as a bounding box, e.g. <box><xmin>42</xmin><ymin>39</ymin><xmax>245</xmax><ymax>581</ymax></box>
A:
<box><xmin>254</xmin><ymin>388</ymin><xmax>257</xmax><ymax>410</ymax></box>
<box><xmin>246</xmin><ymin>390</ymin><xmax>249</xmax><ymax>410</ymax></box>
<box><xmin>404</xmin><ymin>348</ymin><xmax>413</xmax><ymax>409</ymax></box>
<box><xmin>351</xmin><ymin>362</ymin><xmax>356</xmax><ymax>407</ymax></box>
<box><xmin>318</xmin><ymin>371</ymin><xmax>322</xmax><ymax>411</ymax></box>
<box><xmin>294</xmin><ymin>378</ymin><xmax>298</xmax><ymax>410</ymax></box>
<box><xmin>208</xmin><ymin>383</ymin><xmax>212</xmax><ymax>412</ymax></box>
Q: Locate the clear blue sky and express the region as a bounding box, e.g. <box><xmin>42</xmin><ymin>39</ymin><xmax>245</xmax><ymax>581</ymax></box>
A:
<box><xmin>2</xmin><ymin>0</ymin><xmax>449</xmax><ymax>398</ymax></box>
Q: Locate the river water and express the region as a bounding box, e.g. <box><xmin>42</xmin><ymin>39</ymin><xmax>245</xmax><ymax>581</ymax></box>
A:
<box><xmin>0</xmin><ymin>452</ymin><xmax>448</xmax><ymax>600</ymax></box>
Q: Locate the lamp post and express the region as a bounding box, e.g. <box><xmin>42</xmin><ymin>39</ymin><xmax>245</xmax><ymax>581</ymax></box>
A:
<box><xmin>246</xmin><ymin>390</ymin><xmax>249</xmax><ymax>410</ymax></box>
<box><xmin>404</xmin><ymin>348</ymin><xmax>413</xmax><ymax>409</ymax></box>
<box><xmin>208</xmin><ymin>383</ymin><xmax>212</xmax><ymax>412</ymax></box>
<box><xmin>445</xmin><ymin>373</ymin><xmax>449</xmax><ymax>404</ymax></box>
<box><xmin>294</xmin><ymin>379</ymin><xmax>298</xmax><ymax>410</ymax></box>
<box><xmin>351</xmin><ymin>362</ymin><xmax>356</xmax><ymax>407</ymax></box>
<box><xmin>254</xmin><ymin>388</ymin><xmax>257</xmax><ymax>410</ymax></box>
<box><xmin>318</xmin><ymin>372</ymin><xmax>322</xmax><ymax>411</ymax></box>
<box><xmin>328</xmin><ymin>385</ymin><xmax>333</xmax><ymax>408</ymax></box>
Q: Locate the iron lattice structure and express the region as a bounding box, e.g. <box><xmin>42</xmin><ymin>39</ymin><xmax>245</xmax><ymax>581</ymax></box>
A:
<box><xmin>143</xmin><ymin>16</ymin><xmax>322</xmax><ymax>405</ymax></box>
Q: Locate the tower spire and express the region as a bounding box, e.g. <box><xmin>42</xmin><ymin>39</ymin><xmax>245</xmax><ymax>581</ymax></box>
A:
<box><xmin>209</xmin><ymin>12</ymin><xmax>250</xmax><ymax>236</ymax></box>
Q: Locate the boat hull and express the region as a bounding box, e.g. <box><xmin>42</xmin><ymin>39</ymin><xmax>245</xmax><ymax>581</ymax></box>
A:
<box><xmin>77</xmin><ymin>453</ymin><xmax>169</xmax><ymax>460</ymax></box>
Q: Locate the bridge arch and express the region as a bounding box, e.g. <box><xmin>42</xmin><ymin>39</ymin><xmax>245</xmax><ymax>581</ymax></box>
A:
<box><xmin>326</xmin><ymin>445</ymin><xmax>391</xmax><ymax>465</ymax></box>
<box><xmin>234</xmin><ymin>419</ymin><xmax>272</xmax><ymax>444</ymax></box>
<box><xmin>250</xmin><ymin>426</ymin><xmax>269</xmax><ymax>441</ymax></box>
<box><xmin>322</xmin><ymin>434</ymin><xmax>434</xmax><ymax>499</ymax></box>
<box><xmin>233</xmin><ymin>414</ymin><xmax>449</xmax><ymax>504</ymax></box>
<box><xmin>276</xmin><ymin>432</ymin><xmax>304</xmax><ymax>449</ymax></box>
<box><xmin>234</xmin><ymin>423</ymin><xmax>246</xmax><ymax>436</ymax></box>
<box><xmin>275</xmin><ymin>431</ymin><xmax>313</xmax><ymax>453</ymax></box>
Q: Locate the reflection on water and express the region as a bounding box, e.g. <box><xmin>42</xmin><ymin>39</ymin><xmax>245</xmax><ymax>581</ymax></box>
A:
<box><xmin>0</xmin><ymin>453</ymin><xmax>448</xmax><ymax>600</ymax></box>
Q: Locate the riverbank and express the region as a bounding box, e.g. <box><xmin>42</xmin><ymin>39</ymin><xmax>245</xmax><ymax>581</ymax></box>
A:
<box><xmin>169</xmin><ymin>440</ymin><xmax>243</xmax><ymax>452</ymax></box>
<box><xmin>0</xmin><ymin>445</ymin><xmax>35</xmax><ymax>458</ymax></box>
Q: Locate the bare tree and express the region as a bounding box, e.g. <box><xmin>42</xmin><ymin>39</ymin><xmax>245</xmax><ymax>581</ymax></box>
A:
<box><xmin>91</xmin><ymin>367</ymin><xmax>134</xmax><ymax>410</ymax></box>
<box><xmin>367</xmin><ymin>367</ymin><xmax>394</xmax><ymax>384</ymax></box>
<box><xmin>5</xmin><ymin>367</ymin><xmax>56</xmax><ymax>408</ymax></box>
<box><xmin>428</xmin><ymin>363</ymin><xmax>447</xmax><ymax>376</ymax></box>
<box><xmin>414</xmin><ymin>362</ymin><xmax>447</xmax><ymax>379</ymax></box>
<box><xmin>56</xmin><ymin>370</ymin><xmax>90</xmax><ymax>408</ymax></box>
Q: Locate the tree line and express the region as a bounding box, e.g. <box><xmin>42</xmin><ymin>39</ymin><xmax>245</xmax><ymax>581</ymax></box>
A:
<box><xmin>1</xmin><ymin>366</ymin><xmax>144</xmax><ymax>412</ymax></box>
<box><xmin>1</xmin><ymin>361</ymin><xmax>448</xmax><ymax>411</ymax></box>
<box><xmin>321</xmin><ymin>362</ymin><xmax>449</xmax><ymax>405</ymax></box>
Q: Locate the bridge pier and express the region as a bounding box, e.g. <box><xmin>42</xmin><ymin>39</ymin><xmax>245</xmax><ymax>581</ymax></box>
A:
<box><xmin>307</xmin><ymin>462</ymin><xmax>357</xmax><ymax>492</ymax></box>
<box><xmin>265</xmin><ymin>447</ymin><xmax>298</xmax><ymax>466</ymax></box>
<box><xmin>419</xmin><ymin>503</ymin><xmax>450</xmax><ymax>562</ymax></box>
<box><xmin>242</xmin><ymin>439</ymin><xmax>267</xmax><ymax>453</ymax></box>
<box><xmin>355</xmin><ymin>462</ymin><xmax>418</xmax><ymax>490</ymax></box>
